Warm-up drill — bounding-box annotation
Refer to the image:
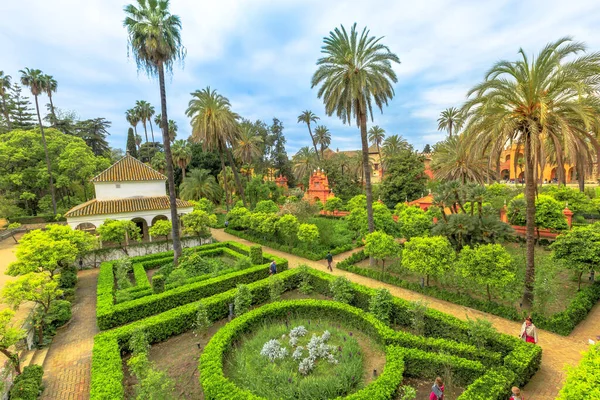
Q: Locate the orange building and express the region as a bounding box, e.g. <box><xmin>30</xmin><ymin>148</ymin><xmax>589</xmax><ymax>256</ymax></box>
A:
<box><xmin>303</xmin><ymin>169</ymin><xmax>335</xmax><ymax>204</ymax></box>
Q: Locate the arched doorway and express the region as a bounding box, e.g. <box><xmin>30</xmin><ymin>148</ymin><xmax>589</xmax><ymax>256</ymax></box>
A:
<box><xmin>568</xmin><ymin>167</ymin><xmax>575</xmax><ymax>183</ymax></box>
<box><xmin>500</xmin><ymin>169</ymin><xmax>510</xmax><ymax>181</ymax></box>
<box><xmin>131</xmin><ymin>217</ymin><xmax>149</xmax><ymax>240</ymax></box>
<box><xmin>150</xmin><ymin>215</ymin><xmax>170</xmax><ymax>240</ymax></box>
<box><xmin>75</xmin><ymin>222</ymin><xmax>96</xmax><ymax>234</ymax></box>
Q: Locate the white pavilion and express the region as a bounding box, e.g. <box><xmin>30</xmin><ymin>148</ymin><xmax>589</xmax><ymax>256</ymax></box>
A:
<box><xmin>65</xmin><ymin>153</ymin><xmax>193</xmax><ymax>239</ymax></box>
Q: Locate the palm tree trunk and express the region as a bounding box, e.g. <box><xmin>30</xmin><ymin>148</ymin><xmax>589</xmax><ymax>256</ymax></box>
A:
<box><xmin>307</xmin><ymin>123</ymin><xmax>320</xmax><ymax>162</ymax></box>
<box><xmin>219</xmin><ymin>150</ymin><xmax>230</xmax><ymax>211</ymax></box>
<box><xmin>48</xmin><ymin>93</ymin><xmax>56</xmax><ymax>120</ymax></box>
<box><xmin>449</xmin><ymin>124</ymin><xmax>453</xmax><ymax>138</ymax></box>
<box><xmin>226</xmin><ymin>145</ymin><xmax>247</xmax><ymax>207</ymax></box>
<box><xmin>522</xmin><ymin>132</ymin><xmax>536</xmax><ymax>308</ymax></box>
<box><xmin>142</xmin><ymin>121</ymin><xmax>149</xmax><ymax>143</ymax></box>
<box><xmin>377</xmin><ymin>143</ymin><xmax>383</xmax><ymax>178</ymax></box>
<box><xmin>158</xmin><ymin>62</ymin><xmax>182</xmax><ymax>264</ymax></box>
<box><xmin>359</xmin><ymin>110</ymin><xmax>375</xmax><ymax>233</ymax></box>
<box><xmin>34</xmin><ymin>95</ymin><xmax>57</xmax><ymax>215</ymax></box>
<box><xmin>1</xmin><ymin>95</ymin><xmax>11</xmax><ymax>130</ymax></box>
<box><xmin>149</xmin><ymin>120</ymin><xmax>156</xmax><ymax>147</ymax></box>
<box><xmin>577</xmin><ymin>162</ymin><xmax>585</xmax><ymax>192</ymax></box>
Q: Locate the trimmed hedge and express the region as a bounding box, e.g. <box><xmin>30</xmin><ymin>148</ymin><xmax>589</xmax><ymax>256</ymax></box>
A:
<box><xmin>557</xmin><ymin>341</ymin><xmax>600</xmax><ymax>399</ymax></box>
<box><xmin>338</xmin><ymin>250</ymin><xmax>600</xmax><ymax>336</ymax></box>
<box><xmin>91</xmin><ymin>267</ymin><xmax>541</xmax><ymax>399</ymax></box>
<box><xmin>225</xmin><ymin>227</ymin><xmax>358</xmax><ymax>260</ymax></box>
<box><xmin>96</xmin><ymin>241</ymin><xmax>287</xmax><ymax>330</ymax></box>
<box><xmin>10</xmin><ymin>365</ymin><xmax>44</xmax><ymax>400</ymax></box>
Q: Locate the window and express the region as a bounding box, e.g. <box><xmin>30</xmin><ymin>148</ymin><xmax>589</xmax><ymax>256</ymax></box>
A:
<box><xmin>115</xmin><ymin>184</ymin><xmax>121</xmax><ymax>189</ymax></box>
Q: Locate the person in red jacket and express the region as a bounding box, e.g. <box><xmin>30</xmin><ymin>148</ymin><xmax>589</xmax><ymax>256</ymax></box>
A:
<box><xmin>429</xmin><ymin>377</ymin><xmax>444</xmax><ymax>400</ymax></box>
<box><xmin>509</xmin><ymin>386</ymin><xmax>524</xmax><ymax>400</ymax></box>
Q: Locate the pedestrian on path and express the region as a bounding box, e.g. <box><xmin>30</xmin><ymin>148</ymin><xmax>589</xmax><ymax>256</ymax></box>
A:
<box><xmin>519</xmin><ymin>317</ymin><xmax>538</xmax><ymax>344</ymax></box>
<box><xmin>269</xmin><ymin>260</ymin><xmax>277</xmax><ymax>275</ymax></box>
<box><xmin>326</xmin><ymin>251</ymin><xmax>333</xmax><ymax>272</ymax></box>
<box><xmin>509</xmin><ymin>386</ymin><xmax>524</xmax><ymax>400</ymax></box>
<box><xmin>429</xmin><ymin>377</ymin><xmax>444</xmax><ymax>400</ymax></box>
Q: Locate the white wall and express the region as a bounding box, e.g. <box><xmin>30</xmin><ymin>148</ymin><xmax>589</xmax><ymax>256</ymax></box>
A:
<box><xmin>94</xmin><ymin>181</ymin><xmax>167</xmax><ymax>200</ymax></box>
<box><xmin>66</xmin><ymin>207</ymin><xmax>193</xmax><ymax>230</ymax></box>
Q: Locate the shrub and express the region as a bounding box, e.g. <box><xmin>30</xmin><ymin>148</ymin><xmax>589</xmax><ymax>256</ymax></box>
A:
<box><xmin>557</xmin><ymin>342</ymin><xmax>600</xmax><ymax>399</ymax></box>
<box><xmin>46</xmin><ymin>300</ymin><xmax>72</xmax><ymax>329</ymax></box>
<box><xmin>233</xmin><ymin>257</ymin><xmax>252</xmax><ymax>271</ymax></box>
<box><xmin>114</xmin><ymin>258</ymin><xmax>132</xmax><ymax>290</ymax></box>
<box><xmin>369</xmin><ymin>288</ymin><xmax>394</xmax><ymax>324</ymax></box>
<box><xmin>466</xmin><ymin>317</ymin><xmax>497</xmax><ymax>349</ymax></box>
<box><xmin>298</xmin><ymin>265</ymin><xmax>313</xmax><ymax>294</ymax></box>
<box><xmin>151</xmin><ymin>274</ymin><xmax>165</xmax><ymax>294</ymax></box>
<box><xmin>58</xmin><ymin>265</ymin><xmax>78</xmax><ymax>289</ymax></box>
<box><xmin>410</xmin><ymin>300</ymin><xmax>427</xmax><ymax>336</ymax></box>
<box><xmin>297</xmin><ymin>223</ymin><xmax>319</xmax><ymax>246</ymax></box>
<box><xmin>165</xmin><ymin>268</ymin><xmax>188</xmax><ymax>287</ymax></box>
<box><xmin>194</xmin><ymin>303</ymin><xmax>212</xmax><ymax>338</ymax></box>
<box><xmin>234</xmin><ymin>284</ymin><xmax>252</xmax><ymax>316</ymax></box>
<box><xmin>10</xmin><ymin>365</ymin><xmax>44</xmax><ymax>400</ymax></box>
<box><xmin>250</xmin><ymin>245</ymin><xmax>263</xmax><ymax>265</ymax></box>
<box><xmin>402</xmin><ymin>236</ymin><xmax>455</xmax><ymax>286</ymax></box>
<box><xmin>329</xmin><ymin>276</ymin><xmax>354</xmax><ymax>304</ymax></box>
<box><xmin>268</xmin><ymin>276</ymin><xmax>284</xmax><ymax>301</ymax></box>
<box><xmin>254</xmin><ymin>200</ymin><xmax>279</xmax><ymax>214</ymax></box>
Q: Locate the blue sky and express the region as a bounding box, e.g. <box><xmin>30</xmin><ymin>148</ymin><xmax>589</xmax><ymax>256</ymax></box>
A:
<box><xmin>2</xmin><ymin>0</ymin><xmax>600</xmax><ymax>155</ymax></box>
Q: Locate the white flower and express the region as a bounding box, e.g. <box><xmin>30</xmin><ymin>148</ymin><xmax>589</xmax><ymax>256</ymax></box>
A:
<box><xmin>260</xmin><ymin>339</ymin><xmax>288</xmax><ymax>362</ymax></box>
<box><xmin>290</xmin><ymin>326</ymin><xmax>308</xmax><ymax>338</ymax></box>
<box><xmin>298</xmin><ymin>357</ymin><xmax>315</xmax><ymax>375</ymax></box>
<box><xmin>289</xmin><ymin>336</ymin><xmax>298</xmax><ymax>347</ymax></box>
<box><xmin>322</xmin><ymin>330</ymin><xmax>331</xmax><ymax>341</ymax></box>
<box><xmin>292</xmin><ymin>346</ymin><xmax>304</xmax><ymax>360</ymax></box>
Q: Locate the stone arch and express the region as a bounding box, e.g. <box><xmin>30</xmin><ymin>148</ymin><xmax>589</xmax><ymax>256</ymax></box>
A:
<box><xmin>500</xmin><ymin>169</ymin><xmax>510</xmax><ymax>180</ymax></box>
<box><xmin>75</xmin><ymin>222</ymin><xmax>96</xmax><ymax>233</ymax></box>
<box><xmin>313</xmin><ymin>197</ymin><xmax>322</xmax><ymax>203</ymax></box>
<box><xmin>151</xmin><ymin>215</ymin><xmax>169</xmax><ymax>225</ymax></box>
<box><xmin>131</xmin><ymin>217</ymin><xmax>149</xmax><ymax>240</ymax></box>
<box><xmin>505</xmin><ymin>154</ymin><xmax>511</xmax><ymax>162</ymax></box>
<box><xmin>568</xmin><ymin>167</ymin><xmax>576</xmax><ymax>183</ymax></box>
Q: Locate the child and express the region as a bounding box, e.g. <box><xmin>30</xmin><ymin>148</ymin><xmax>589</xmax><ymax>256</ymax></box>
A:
<box><xmin>429</xmin><ymin>377</ymin><xmax>444</xmax><ymax>400</ymax></box>
<box><xmin>510</xmin><ymin>386</ymin><xmax>524</xmax><ymax>400</ymax></box>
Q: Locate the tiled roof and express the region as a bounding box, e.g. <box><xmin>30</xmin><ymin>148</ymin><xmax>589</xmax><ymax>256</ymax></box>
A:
<box><xmin>65</xmin><ymin>196</ymin><xmax>193</xmax><ymax>218</ymax></box>
<box><xmin>91</xmin><ymin>154</ymin><xmax>166</xmax><ymax>182</ymax></box>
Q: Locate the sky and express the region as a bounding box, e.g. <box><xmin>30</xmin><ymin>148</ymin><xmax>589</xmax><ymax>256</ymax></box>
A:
<box><xmin>2</xmin><ymin>0</ymin><xmax>600</xmax><ymax>155</ymax></box>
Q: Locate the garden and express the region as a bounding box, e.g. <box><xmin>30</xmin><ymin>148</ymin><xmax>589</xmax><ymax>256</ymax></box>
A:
<box><xmin>90</xmin><ymin>242</ymin><xmax>542</xmax><ymax>400</ymax></box>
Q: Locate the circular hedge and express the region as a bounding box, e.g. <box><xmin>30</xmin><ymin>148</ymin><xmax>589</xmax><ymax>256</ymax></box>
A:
<box><xmin>199</xmin><ymin>299</ymin><xmax>405</xmax><ymax>400</ymax></box>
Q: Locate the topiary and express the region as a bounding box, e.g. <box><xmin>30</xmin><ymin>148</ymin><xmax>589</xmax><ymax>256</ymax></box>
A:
<box><xmin>151</xmin><ymin>274</ymin><xmax>165</xmax><ymax>293</ymax></box>
<box><xmin>250</xmin><ymin>245</ymin><xmax>263</xmax><ymax>265</ymax></box>
<box><xmin>329</xmin><ymin>276</ymin><xmax>354</xmax><ymax>304</ymax></box>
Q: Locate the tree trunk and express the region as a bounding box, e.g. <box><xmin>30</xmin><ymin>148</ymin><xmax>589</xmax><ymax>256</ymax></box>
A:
<box><xmin>34</xmin><ymin>95</ymin><xmax>57</xmax><ymax>215</ymax></box>
<box><xmin>158</xmin><ymin>62</ymin><xmax>182</xmax><ymax>264</ymax></box>
<box><xmin>219</xmin><ymin>149</ymin><xmax>230</xmax><ymax>211</ymax></box>
<box><xmin>48</xmin><ymin>93</ymin><xmax>56</xmax><ymax>121</ymax></box>
<box><xmin>360</xmin><ymin>110</ymin><xmax>375</xmax><ymax>233</ymax></box>
<box><xmin>142</xmin><ymin>121</ymin><xmax>149</xmax><ymax>143</ymax></box>
<box><xmin>1</xmin><ymin>95</ymin><xmax>11</xmax><ymax>130</ymax></box>
<box><xmin>577</xmin><ymin>162</ymin><xmax>585</xmax><ymax>192</ymax></box>
<box><xmin>149</xmin><ymin>120</ymin><xmax>156</xmax><ymax>147</ymax></box>
<box><xmin>226</xmin><ymin>145</ymin><xmax>247</xmax><ymax>207</ymax></box>
<box><xmin>522</xmin><ymin>132</ymin><xmax>536</xmax><ymax>308</ymax></box>
<box><xmin>426</xmin><ymin>274</ymin><xmax>430</xmax><ymax>286</ymax></box>
<box><xmin>578</xmin><ymin>271</ymin><xmax>583</xmax><ymax>291</ymax></box>
<box><xmin>307</xmin><ymin>123</ymin><xmax>320</xmax><ymax>162</ymax></box>
<box><xmin>0</xmin><ymin>349</ymin><xmax>20</xmax><ymax>375</ymax></box>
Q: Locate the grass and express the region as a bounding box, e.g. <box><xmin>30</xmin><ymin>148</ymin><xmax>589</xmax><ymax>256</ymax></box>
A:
<box><xmin>223</xmin><ymin>316</ymin><xmax>381</xmax><ymax>400</ymax></box>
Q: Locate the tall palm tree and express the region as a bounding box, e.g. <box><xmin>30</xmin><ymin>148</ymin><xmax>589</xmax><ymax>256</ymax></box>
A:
<box><xmin>135</xmin><ymin>133</ymin><xmax>142</xmax><ymax>153</ymax></box>
<box><xmin>313</xmin><ymin>125</ymin><xmax>331</xmax><ymax>159</ymax></box>
<box><xmin>179</xmin><ymin>168</ymin><xmax>220</xmax><ymax>202</ymax></box>
<box><xmin>297</xmin><ymin>110</ymin><xmax>320</xmax><ymax>161</ymax></box>
<box><xmin>20</xmin><ymin>68</ymin><xmax>57</xmax><ymax>215</ymax></box>
<box><xmin>312</xmin><ymin>23</ymin><xmax>400</xmax><ymax>234</ymax></box>
<box><xmin>171</xmin><ymin>139</ymin><xmax>191</xmax><ymax>179</ymax></box>
<box><xmin>186</xmin><ymin>87</ymin><xmax>243</xmax><ymax>210</ymax></box>
<box><xmin>462</xmin><ymin>37</ymin><xmax>600</xmax><ymax>307</ymax></box>
<box><xmin>234</xmin><ymin>123</ymin><xmax>263</xmax><ymax>166</ymax></box>
<box><xmin>368</xmin><ymin>125</ymin><xmax>386</xmax><ymax>177</ymax></box>
<box><xmin>124</xmin><ymin>0</ymin><xmax>186</xmax><ymax>263</ymax></box>
<box><xmin>125</xmin><ymin>108</ymin><xmax>141</xmax><ymax>142</ymax></box>
<box><xmin>381</xmin><ymin>134</ymin><xmax>409</xmax><ymax>160</ymax></box>
<box><xmin>0</xmin><ymin>71</ymin><xmax>12</xmax><ymax>130</ymax></box>
<box><xmin>292</xmin><ymin>146</ymin><xmax>317</xmax><ymax>180</ymax></box>
<box><xmin>431</xmin><ymin>134</ymin><xmax>491</xmax><ymax>184</ymax></box>
<box><xmin>42</xmin><ymin>74</ymin><xmax>58</xmax><ymax>120</ymax></box>
<box><xmin>135</xmin><ymin>100</ymin><xmax>152</xmax><ymax>144</ymax></box>
<box><xmin>154</xmin><ymin>113</ymin><xmax>177</xmax><ymax>142</ymax></box>
<box><xmin>437</xmin><ymin>107</ymin><xmax>463</xmax><ymax>138</ymax></box>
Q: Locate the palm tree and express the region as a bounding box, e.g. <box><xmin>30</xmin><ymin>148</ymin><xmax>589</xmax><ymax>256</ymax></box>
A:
<box><xmin>186</xmin><ymin>87</ymin><xmax>243</xmax><ymax>210</ymax></box>
<box><xmin>179</xmin><ymin>168</ymin><xmax>221</xmax><ymax>202</ymax></box>
<box><xmin>155</xmin><ymin>113</ymin><xmax>178</xmax><ymax>142</ymax></box>
<box><xmin>431</xmin><ymin>134</ymin><xmax>491</xmax><ymax>184</ymax></box>
<box><xmin>313</xmin><ymin>125</ymin><xmax>331</xmax><ymax>159</ymax></box>
<box><xmin>381</xmin><ymin>134</ymin><xmax>409</xmax><ymax>160</ymax></box>
<box><xmin>171</xmin><ymin>139</ymin><xmax>192</xmax><ymax>179</ymax></box>
<box><xmin>0</xmin><ymin>71</ymin><xmax>12</xmax><ymax>130</ymax></box>
<box><xmin>312</xmin><ymin>23</ymin><xmax>399</xmax><ymax>234</ymax></box>
<box><xmin>42</xmin><ymin>74</ymin><xmax>58</xmax><ymax>120</ymax></box>
<box><xmin>462</xmin><ymin>37</ymin><xmax>600</xmax><ymax>307</ymax></box>
<box><xmin>350</xmin><ymin>153</ymin><xmax>375</xmax><ymax>186</ymax></box>
<box><xmin>20</xmin><ymin>67</ymin><xmax>57</xmax><ymax>215</ymax></box>
<box><xmin>234</xmin><ymin>123</ymin><xmax>263</xmax><ymax>166</ymax></box>
<box><xmin>135</xmin><ymin>133</ymin><xmax>142</xmax><ymax>153</ymax></box>
<box><xmin>150</xmin><ymin>151</ymin><xmax>166</xmax><ymax>173</ymax></box>
<box><xmin>297</xmin><ymin>110</ymin><xmax>320</xmax><ymax>161</ymax></box>
<box><xmin>125</xmin><ymin>108</ymin><xmax>141</xmax><ymax>143</ymax></box>
<box><xmin>292</xmin><ymin>146</ymin><xmax>317</xmax><ymax>180</ymax></box>
<box><xmin>437</xmin><ymin>107</ymin><xmax>463</xmax><ymax>138</ymax></box>
<box><xmin>368</xmin><ymin>125</ymin><xmax>386</xmax><ymax>177</ymax></box>
<box><xmin>124</xmin><ymin>0</ymin><xmax>186</xmax><ymax>263</ymax></box>
<box><xmin>135</xmin><ymin>100</ymin><xmax>152</xmax><ymax>144</ymax></box>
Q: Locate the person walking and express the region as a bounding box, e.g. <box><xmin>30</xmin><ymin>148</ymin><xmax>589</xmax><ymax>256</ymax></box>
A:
<box><xmin>429</xmin><ymin>377</ymin><xmax>444</xmax><ymax>400</ymax></box>
<box><xmin>326</xmin><ymin>251</ymin><xmax>333</xmax><ymax>272</ymax></box>
<box><xmin>509</xmin><ymin>386</ymin><xmax>524</xmax><ymax>400</ymax></box>
<box><xmin>269</xmin><ymin>260</ymin><xmax>277</xmax><ymax>275</ymax></box>
<box><xmin>519</xmin><ymin>317</ymin><xmax>538</xmax><ymax>344</ymax></box>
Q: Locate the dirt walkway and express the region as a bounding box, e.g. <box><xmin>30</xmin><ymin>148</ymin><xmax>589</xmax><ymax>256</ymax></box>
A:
<box><xmin>212</xmin><ymin>229</ymin><xmax>597</xmax><ymax>400</ymax></box>
<box><xmin>40</xmin><ymin>269</ymin><xmax>98</xmax><ymax>400</ymax></box>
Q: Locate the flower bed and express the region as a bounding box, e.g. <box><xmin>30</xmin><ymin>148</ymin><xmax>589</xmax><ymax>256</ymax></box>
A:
<box><xmin>337</xmin><ymin>250</ymin><xmax>600</xmax><ymax>336</ymax></box>
<box><xmin>91</xmin><ymin>267</ymin><xmax>541</xmax><ymax>399</ymax></box>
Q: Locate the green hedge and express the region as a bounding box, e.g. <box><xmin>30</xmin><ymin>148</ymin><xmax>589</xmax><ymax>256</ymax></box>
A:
<box><xmin>557</xmin><ymin>342</ymin><xmax>600</xmax><ymax>399</ymax></box>
<box><xmin>91</xmin><ymin>267</ymin><xmax>541</xmax><ymax>399</ymax></box>
<box><xmin>338</xmin><ymin>250</ymin><xmax>600</xmax><ymax>336</ymax></box>
<box><xmin>96</xmin><ymin>241</ymin><xmax>287</xmax><ymax>330</ymax></box>
<box><xmin>10</xmin><ymin>365</ymin><xmax>44</xmax><ymax>400</ymax></box>
<box><xmin>224</xmin><ymin>228</ymin><xmax>358</xmax><ymax>260</ymax></box>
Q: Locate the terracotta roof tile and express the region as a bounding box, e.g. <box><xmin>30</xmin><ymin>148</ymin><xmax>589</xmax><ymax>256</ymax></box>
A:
<box><xmin>91</xmin><ymin>154</ymin><xmax>166</xmax><ymax>182</ymax></box>
<box><xmin>65</xmin><ymin>196</ymin><xmax>193</xmax><ymax>218</ymax></box>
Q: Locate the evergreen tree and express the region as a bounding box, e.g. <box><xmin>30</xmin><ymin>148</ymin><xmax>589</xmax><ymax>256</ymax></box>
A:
<box><xmin>270</xmin><ymin>118</ymin><xmax>294</xmax><ymax>185</ymax></box>
<box><xmin>423</xmin><ymin>144</ymin><xmax>431</xmax><ymax>153</ymax></box>
<box><xmin>126</xmin><ymin>127</ymin><xmax>138</xmax><ymax>157</ymax></box>
<box><xmin>7</xmin><ymin>84</ymin><xmax>35</xmax><ymax>131</ymax></box>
